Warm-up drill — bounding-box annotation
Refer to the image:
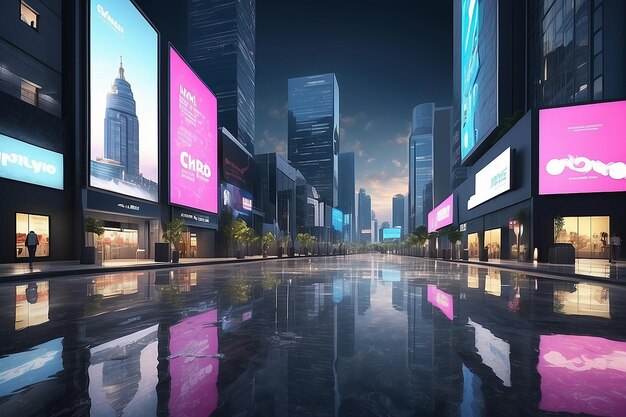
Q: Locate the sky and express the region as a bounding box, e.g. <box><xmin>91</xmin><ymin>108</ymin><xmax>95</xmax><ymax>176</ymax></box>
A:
<box><xmin>255</xmin><ymin>0</ymin><xmax>453</xmax><ymax>224</ymax></box>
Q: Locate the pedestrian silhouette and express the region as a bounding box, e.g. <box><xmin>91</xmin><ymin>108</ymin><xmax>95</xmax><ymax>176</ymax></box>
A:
<box><xmin>25</xmin><ymin>230</ymin><xmax>38</xmax><ymax>268</ymax></box>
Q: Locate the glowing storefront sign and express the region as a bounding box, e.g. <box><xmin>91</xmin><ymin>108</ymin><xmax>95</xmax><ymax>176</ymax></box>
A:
<box><xmin>539</xmin><ymin>100</ymin><xmax>626</xmax><ymax>195</ymax></box>
<box><xmin>468</xmin><ymin>147</ymin><xmax>511</xmax><ymax>210</ymax></box>
<box><xmin>0</xmin><ymin>134</ymin><xmax>63</xmax><ymax>190</ymax></box>
<box><xmin>170</xmin><ymin>47</ymin><xmax>218</xmax><ymax>213</ymax></box>
<box><xmin>428</xmin><ymin>194</ymin><xmax>453</xmax><ymax>232</ymax></box>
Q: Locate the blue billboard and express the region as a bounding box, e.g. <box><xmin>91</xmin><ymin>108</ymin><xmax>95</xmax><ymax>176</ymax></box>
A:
<box><xmin>461</xmin><ymin>0</ymin><xmax>497</xmax><ymax>161</ymax></box>
<box><xmin>332</xmin><ymin>208</ymin><xmax>343</xmax><ymax>232</ymax></box>
<box><xmin>0</xmin><ymin>134</ymin><xmax>63</xmax><ymax>190</ymax></box>
<box><xmin>222</xmin><ymin>182</ymin><xmax>253</xmax><ymax>221</ymax></box>
<box><xmin>382</xmin><ymin>228</ymin><xmax>401</xmax><ymax>240</ymax></box>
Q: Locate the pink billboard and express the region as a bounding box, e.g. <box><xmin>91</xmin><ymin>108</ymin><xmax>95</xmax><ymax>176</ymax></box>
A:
<box><xmin>169</xmin><ymin>309</ymin><xmax>219</xmax><ymax>417</ymax></box>
<box><xmin>539</xmin><ymin>100</ymin><xmax>626</xmax><ymax>195</ymax></box>
<box><xmin>428</xmin><ymin>194</ymin><xmax>453</xmax><ymax>233</ymax></box>
<box><xmin>538</xmin><ymin>334</ymin><xmax>626</xmax><ymax>417</ymax></box>
<box><xmin>427</xmin><ymin>285</ymin><xmax>454</xmax><ymax>320</ymax></box>
<box><xmin>169</xmin><ymin>46</ymin><xmax>218</xmax><ymax>213</ymax></box>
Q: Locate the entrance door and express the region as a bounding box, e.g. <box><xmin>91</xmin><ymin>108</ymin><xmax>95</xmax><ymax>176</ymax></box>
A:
<box><xmin>484</xmin><ymin>228</ymin><xmax>501</xmax><ymax>259</ymax></box>
<box><xmin>98</xmin><ymin>227</ymin><xmax>138</xmax><ymax>260</ymax></box>
<box><xmin>178</xmin><ymin>229</ymin><xmax>198</xmax><ymax>258</ymax></box>
<box><xmin>468</xmin><ymin>233</ymin><xmax>480</xmax><ymax>259</ymax></box>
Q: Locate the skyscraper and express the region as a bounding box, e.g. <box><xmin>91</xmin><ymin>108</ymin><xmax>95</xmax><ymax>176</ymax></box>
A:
<box><xmin>187</xmin><ymin>0</ymin><xmax>256</xmax><ymax>154</ymax></box>
<box><xmin>392</xmin><ymin>194</ymin><xmax>405</xmax><ymax>234</ymax></box>
<box><xmin>288</xmin><ymin>74</ymin><xmax>340</xmax><ymax>206</ymax></box>
<box><xmin>357</xmin><ymin>188</ymin><xmax>371</xmax><ymax>243</ymax></box>
<box><xmin>338</xmin><ymin>152</ymin><xmax>355</xmax><ymax>241</ymax></box>
<box><xmin>433</xmin><ymin>107</ymin><xmax>452</xmax><ymax>206</ymax></box>
<box><xmin>104</xmin><ymin>59</ymin><xmax>139</xmax><ymax>180</ymax></box>
<box><xmin>408</xmin><ymin>103</ymin><xmax>434</xmax><ymax>231</ymax></box>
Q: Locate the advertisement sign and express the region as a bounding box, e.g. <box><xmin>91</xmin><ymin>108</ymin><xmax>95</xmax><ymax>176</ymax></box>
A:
<box><xmin>170</xmin><ymin>47</ymin><xmax>218</xmax><ymax>213</ymax></box>
<box><xmin>467</xmin><ymin>147</ymin><xmax>511</xmax><ymax>210</ymax></box>
<box><xmin>332</xmin><ymin>208</ymin><xmax>343</xmax><ymax>232</ymax></box>
<box><xmin>0</xmin><ymin>133</ymin><xmax>63</xmax><ymax>190</ymax></box>
<box><xmin>461</xmin><ymin>0</ymin><xmax>498</xmax><ymax>161</ymax></box>
<box><xmin>222</xmin><ymin>182</ymin><xmax>253</xmax><ymax>221</ymax></box>
<box><xmin>382</xmin><ymin>228</ymin><xmax>401</xmax><ymax>240</ymax></box>
<box><xmin>539</xmin><ymin>334</ymin><xmax>626</xmax><ymax>416</ymax></box>
<box><xmin>89</xmin><ymin>0</ymin><xmax>159</xmax><ymax>202</ymax></box>
<box><xmin>427</xmin><ymin>285</ymin><xmax>454</xmax><ymax>320</ymax></box>
<box><xmin>169</xmin><ymin>309</ymin><xmax>219</xmax><ymax>417</ymax></box>
<box><xmin>222</xmin><ymin>133</ymin><xmax>254</xmax><ymax>190</ymax></box>
<box><xmin>428</xmin><ymin>194</ymin><xmax>453</xmax><ymax>232</ymax></box>
<box><xmin>539</xmin><ymin>101</ymin><xmax>626</xmax><ymax>195</ymax></box>
<box><xmin>468</xmin><ymin>318</ymin><xmax>511</xmax><ymax>386</ymax></box>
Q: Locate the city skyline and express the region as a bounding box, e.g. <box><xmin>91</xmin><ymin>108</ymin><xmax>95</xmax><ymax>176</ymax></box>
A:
<box><xmin>255</xmin><ymin>1</ymin><xmax>453</xmax><ymax>224</ymax></box>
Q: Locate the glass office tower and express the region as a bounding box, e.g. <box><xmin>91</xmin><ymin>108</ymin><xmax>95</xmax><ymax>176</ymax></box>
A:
<box><xmin>358</xmin><ymin>188</ymin><xmax>371</xmax><ymax>243</ymax></box>
<box><xmin>392</xmin><ymin>194</ymin><xmax>405</xmax><ymax>234</ymax></box>
<box><xmin>338</xmin><ymin>152</ymin><xmax>355</xmax><ymax>241</ymax></box>
<box><xmin>187</xmin><ymin>0</ymin><xmax>256</xmax><ymax>154</ymax></box>
<box><xmin>288</xmin><ymin>74</ymin><xmax>339</xmax><ymax>207</ymax></box>
<box><xmin>408</xmin><ymin>103</ymin><xmax>434</xmax><ymax>231</ymax></box>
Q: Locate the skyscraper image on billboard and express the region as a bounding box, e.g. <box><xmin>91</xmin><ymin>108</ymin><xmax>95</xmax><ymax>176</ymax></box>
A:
<box><xmin>89</xmin><ymin>0</ymin><xmax>159</xmax><ymax>202</ymax></box>
<box><xmin>170</xmin><ymin>46</ymin><xmax>218</xmax><ymax>213</ymax></box>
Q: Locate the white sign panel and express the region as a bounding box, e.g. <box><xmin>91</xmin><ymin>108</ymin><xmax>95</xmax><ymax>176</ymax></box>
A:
<box><xmin>468</xmin><ymin>147</ymin><xmax>511</xmax><ymax>210</ymax></box>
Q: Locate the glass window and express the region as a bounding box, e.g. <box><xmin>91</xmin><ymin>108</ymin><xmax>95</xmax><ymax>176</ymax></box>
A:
<box><xmin>593</xmin><ymin>5</ymin><xmax>603</xmax><ymax>33</ymax></box>
<box><xmin>20</xmin><ymin>2</ymin><xmax>39</xmax><ymax>29</ymax></box>
<box><xmin>484</xmin><ymin>228</ymin><xmax>501</xmax><ymax>259</ymax></box>
<box><xmin>593</xmin><ymin>53</ymin><xmax>603</xmax><ymax>78</ymax></box>
<box><xmin>468</xmin><ymin>233</ymin><xmax>480</xmax><ymax>259</ymax></box>
<box><xmin>16</xmin><ymin>213</ymin><xmax>50</xmax><ymax>258</ymax></box>
<box><xmin>593</xmin><ymin>30</ymin><xmax>603</xmax><ymax>54</ymax></box>
<box><xmin>15</xmin><ymin>281</ymin><xmax>50</xmax><ymax>330</ymax></box>
<box><xmin>555</xmin><ymin>216</ymin><xmax>610</xmax><ymax>258</ymax></box>
<box><xmin>593</xmin><ymin>76</ymin><xmax>603</xmax><ymax>100</ymax></box>
<box><xmin>97</xmin><ymin>227</ymin><xmax>139</xmax><ymax>260</ymax></box>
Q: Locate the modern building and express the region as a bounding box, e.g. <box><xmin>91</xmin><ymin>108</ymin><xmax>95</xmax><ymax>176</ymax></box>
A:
<box><xmin>338</xmin><ymin>152</ymin><xmax>356</xmax><ymax>241</ymax></box>
<box><xmin>371</xmin><ymin>212</ymin><xmax>378</xmax><ymax>244</ymax></box>
<box><xmin>408</xmin><ymin>103</ymin><xmax>434</xmax><ymax>231</ymax></box>
<box><xmin>187</xmin><ymin>0</ymin><xmax>256</xmax><ymax>154</ymax></box>
<box><xmin>392</xmin><ymin>194</ymin><xmax>405</xmax><ymax>235</ymax></box>
<box><xmin>357</xmin><ymin>188</ymin><xmax>371</xmax><ymax>243</ymax></box>
<box><xmin>433</xmin><ymin>107</ymin><xmax>452</xmax><ymax>207</ymax></box>
<box><xmin>288</xmin><ymin>73</ymin><xmax>340</xmax><ymax>206</ymax></box>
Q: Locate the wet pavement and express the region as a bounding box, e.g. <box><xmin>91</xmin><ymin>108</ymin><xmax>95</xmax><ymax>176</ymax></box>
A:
<box><xmin>2</xmin><ymin>254</ymin><xmax>626</xmax><ymax>417</ymax></box>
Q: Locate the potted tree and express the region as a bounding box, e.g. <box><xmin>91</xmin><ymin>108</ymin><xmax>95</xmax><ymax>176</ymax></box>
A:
<box><xmin>163</xmin><ymin>218</ymin><xmax>185</xmax><ymax>263</ymax></box>
<box><xmin>278</xmin><ymin>234</ymin><xmax>290</xmax><ymax>258</ymax></box>
<box><xmin>82</xmin><ymin>217</ymin><xmax>104</xmax><ymax>264</ymax></box>
<box><xmin>232</xmin><ymin>218</ymin><xmax>249</xmax><ymax>259</ymax></box>
<box><xmin>262</xmin><ymin>232</ymin><xmax>276</xmax><ymax>258</ymax></box>
<box><xmin>447</xmin><ymin>227</ymin><xmax>463</xmax><ymax>260</ymax></box>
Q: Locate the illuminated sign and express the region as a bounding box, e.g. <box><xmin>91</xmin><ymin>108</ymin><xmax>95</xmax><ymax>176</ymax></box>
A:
<box><xmin>332</xmin><ymin>208</ymin><xmax>343</xmax><ymax>232</ymax></box>
<box><xmin>539</xmin><ymin>100</ymin><xmax>626</xmax><ymax>195</ymax></box>
<box><xmin>361</xmin><ymin>229</ymin><xmax>372</xmax><ymax>234</ymax></box>
<box><xmin>382</xmin><ymin>228</ymin><xmax>401</xmax><ymax>240</ymax></box>
<box><xmin>468</xmin><ymin>147</ymin><xmax>511</xmax><ymax>209</ymax></box>
<box><xmin>539</xmin><ymin>334</ymin><xmax>626</xmax><ymax>416</ymax></box>
<box><xmin>89</xmin><ymin>0</ymin><xmax>159</xmax><ymax>202</ymax></box>
<box><xmin>428</xmin><ymin>194</ymin><xmax>453</xmax><ymax>232</ymax></box>
<box><xmin>170</xmin><ymin>47</ymin><xmax>218</xmax><ymax>213</ymax></box>
<box><xmin>427</xmin><ymin>285</ymin><xmax>454</xmax><ymax>320</ymax></box>
<box><xmin>0</xmin><ymin>134</ymin><xmax>63</xmax><ymax>190</ymax></box>
<box><xmin>461</xmin><ymin>0</ymin><xmax>498</xmax><ymax>161</ymax></box>
<box><xmin>222</xmin><ymin>182</ymin><xmax>253</xmax><ymax>221</ymax></box>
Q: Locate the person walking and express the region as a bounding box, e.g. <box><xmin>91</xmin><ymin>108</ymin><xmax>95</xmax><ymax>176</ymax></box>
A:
<box><xmin>25</xmin><ymin>230</ymin><xmax>39</xmax><ymax>268</ymax></box>
<box><xmin>610</xmin><ymin>233</ymin><xmax>621</xmax><ymax>264</ymax></box>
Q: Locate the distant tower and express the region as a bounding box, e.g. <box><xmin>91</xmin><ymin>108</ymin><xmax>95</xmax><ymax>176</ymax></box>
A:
<box><xmin>104</xmin><ymin>57</ymin><xmax>140</xmax><ymax>179</ymax></box>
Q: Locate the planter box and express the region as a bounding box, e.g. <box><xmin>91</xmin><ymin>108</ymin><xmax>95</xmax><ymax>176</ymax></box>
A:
<box><xmin>155</xmin><ymin>243</ymin><xmax>170</xmax><ymax>262</ymax></box>
<box><xmin>548</xmin><ymin>243</ymin><xmax>575</xmax><ymax>264</ymax></box>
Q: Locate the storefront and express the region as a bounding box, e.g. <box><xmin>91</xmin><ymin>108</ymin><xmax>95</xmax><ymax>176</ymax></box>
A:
<box><xmin>172</xmin><ymin>207</ymin><xmax>218</xmax><ymax>258</ymax></box>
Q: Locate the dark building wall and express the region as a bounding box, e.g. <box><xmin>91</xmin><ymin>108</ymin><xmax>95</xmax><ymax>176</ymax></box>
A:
<box><xmin>338</xmin><ymin>152</ymin><xmax>355</xmax><ymax>240</ymax></box>
<box><xmin>433</xmin><ymin>107</ymin><xmax>452</xmax><ymax>207</ymax></box>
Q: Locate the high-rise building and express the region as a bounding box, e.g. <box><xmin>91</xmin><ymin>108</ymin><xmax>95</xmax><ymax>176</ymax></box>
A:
<box><xmin>433</xmin><ymin>107</ymin><xmax>452</xmax><ymax>207</ymax></box>
<box><xmin>187</xmin><ymin>0</ymin><xmax>256</xmax><ymax>154</ymax></box>
<box><xmin>288</xmin><ymin>74</ymin><xmax>340</xmax><ymax>206</ymax></box>
<box><xmin>408</xmin><ymin>103</ymin><xmax>434</xmax><ymax>231</ymax></box>
<box><xmin>392</xmin><ymin>194</ymin><xmax>405</xmax><ymax>234</ymax></box>
<box><xmin>357</xmin><ymin>188</ymin><xmax>371</xmax><ymax>243</ymax></box>
<box><xmin>338</xmin><ymin>152</ymin><xmax>355</xmax><ymax>241</ymax></box>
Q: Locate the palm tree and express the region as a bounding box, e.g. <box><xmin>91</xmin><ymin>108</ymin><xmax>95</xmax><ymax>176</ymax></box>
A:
<box><xmin>262</xmin><ymin>232</ymin><xmax>276</xmax><ymax>257</ymax></box>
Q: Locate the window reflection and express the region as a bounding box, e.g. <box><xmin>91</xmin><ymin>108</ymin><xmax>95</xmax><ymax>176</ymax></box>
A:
<box><xmin>554</xmin><ymin>283</ymin><xmax>610</xmax><ymax>318</ymax></box>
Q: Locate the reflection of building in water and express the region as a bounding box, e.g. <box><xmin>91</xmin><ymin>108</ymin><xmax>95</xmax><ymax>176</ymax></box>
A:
<box><xmin>407</xmin><ymin>284</ymin><xmax>435</xmax><ymax>411</ymax></box>
<box><xmin>553</xmin><ymin>283</ymin><xmax>610</xmax><ymax>319</ymax></box>
<box><xmin>392</xmin><ymin>281</ymin><xmax>407</xmax><ymax>311</ymax></box>
<box><xmin>89</xmin><ymin>273</ymin><xmax>141</xmax><ymax>297</ymax></box>
<box><xmin>15</xmin><ymin>281</ymin><xmax>49</xmax><ymax>330</ymax></box>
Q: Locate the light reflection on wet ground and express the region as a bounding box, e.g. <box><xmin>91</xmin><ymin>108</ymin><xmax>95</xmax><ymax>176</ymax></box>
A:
<box><xmin>2</xmin><ymin>254</ymin><xmax>626</xmax><ymax>416</ymax></box>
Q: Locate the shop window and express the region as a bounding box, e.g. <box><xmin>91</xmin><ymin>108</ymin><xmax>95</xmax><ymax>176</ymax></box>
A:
<box><xmin>20</xmin><ymin>78</ymin><xmax>39</xmax><ymax>106</ymax></box>
<box><xmin>484</xmin><ymin>228</ymin><xmax>501</xmax><ymax>259</ymax></box>
<box><xmin>20</xmin><ymin>1</ymin><xmax>39</xmax><ymax>30</ymax></box>
<box><xmin>468</xmin><ymin>233</ymin><xmax>480</xmax><ymax>258</ymax></box>
<box><xmin>554</xmin><ymin>216</ymin><xmax>610</xmax><ymax>258</ymax></box>
<box><xmin>97</xmin><ymin>227</ymin><xmax>138</xmax><ymax>260</ymax></box>
<box><xmin>16</xmin><ymin>213</ymin><xmax>50</xmax><ymax>258</ymax></box>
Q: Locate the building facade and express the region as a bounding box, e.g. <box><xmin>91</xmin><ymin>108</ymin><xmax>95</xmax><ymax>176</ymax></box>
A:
<box><xmin>392</xmin><ymin>194</ymin><xmax>405</xmax><ymax>235</ymax></box>
<box><xmin>408</xmin><ymin>103</ymin><xmax>434</xmax><ymax>231</ymax></box>
<box><xmin>288</xmin><ymin>73</ymin><xmax>340</xmax><ymax>206</ymax></box>
<box><xmin>357</xmin><ymin>188</ymin><xmax>371</xmax><ymax>243</ymax></box>
<box><xmin>338</xmin><ymin>152</ymin><xmax>355</xmax><ymax>241</ymax></box>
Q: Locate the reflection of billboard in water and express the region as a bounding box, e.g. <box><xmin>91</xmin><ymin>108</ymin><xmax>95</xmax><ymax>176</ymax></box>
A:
<box><xmin>89</xmin><ymin>0</ymin><xmax>159</xmax><ymax>202</ymax></box>
<box><xmin>539</xmin><ymin>334</ymin><xmax>626</xmax><ymax>417</ymax></box>
<box><xmin>427</xmin><ymin>285</ymin><xmax>453</xmax><ymax>320</ymax></box>
<box><xmin>169</xmin><ymin>309</ymin><xmax>219</xmax><ymax>417</ymax></box>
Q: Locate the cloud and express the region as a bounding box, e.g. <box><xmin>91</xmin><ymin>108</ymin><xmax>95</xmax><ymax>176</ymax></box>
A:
<box><xmin>367</xmin><ymin>158</ymin><xmax>375</xmax><ymax>163</ymax></box>
<box><xmin>357</xmin><ymin>174</ymin><xmax>408</xmax><ymax>224</ymax></box>
<box><xmin>257</xmin><ymin>130</ymin><xmax>287</xmax><ymax>156</ymax></box>
<box><xmin>364</xmin><ymin>121</ymin><xmax>374</xmax><ymax>131</ymax></box>
<box><xmin>393</xmin><ymin>123</ymin><xmax>412</xmax><ymax>145</ymax></box>
<box><xmin>392</xmin><ymin>159</ymin><xmax>402</xmax><ymax>168</ymax></box>
<box><xmin>268</xmin><ymin>103</ymin><xmax>287</xmax><ymax>120</ymax></box>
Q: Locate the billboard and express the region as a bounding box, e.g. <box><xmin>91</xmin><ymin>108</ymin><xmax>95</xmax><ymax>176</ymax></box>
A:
<box><xmin>332</xmin><ymin>208</ymin><xmax>343</xmax><ymax>232</ymax></box>
<box><xmin>89</xmin><ymin>0</ymin><xmax>159</xmax><ymax>202</ymax></box>
<box><xmin>461</xmin><ymin>0</ymin><xmax>498</xmax><ymax>161</ymax></box>
<box><xmin>169</xmin><ymin>309</ymin><xmax>219</xmax><ymax>417</ymax></box>
<box><xmin>222</xmin><ymin>182</ymin><xmax>253</xmax><ymax>221</ymax></box>
<box><xmin>0</xmin><ymin>134</ymin><xmax>63</xmax><ymax>190</ymax></box>
<box><xmin>467</xmin><ymin>147</ymin><xmax>511</xmax><ymax>209</ymax></box>
<box><xmin>382</xmin><ymin>228</ymin><xmax>401</xmax><ymax>240</ymax></box>
<box><xmin>427</xmin><ymin>285</ymin><xmax>454</xmax><ymax>320</ymax></box>
<box><xmin>539</xmin><ymin>334</ymin><xmax>626</xmax><ymax>416</ymax></box>
<box><xmin>169</xmin><ymin>47</ymin><xmax>218</xmax><ymax>213</ymax></box>
<box><xmin>222</xmin><ymin>133</ymin><xmax>254</xmax><ymax>191</ymax></box>
<box><xmin>428</xmin><ymin>194</ymin><xmax>453</xmax><ymax>232</ymax></box>
<box><xmin>539</xmin><ymin>101</ymin><xmax>626</xmax><ymax>195</ymax></box>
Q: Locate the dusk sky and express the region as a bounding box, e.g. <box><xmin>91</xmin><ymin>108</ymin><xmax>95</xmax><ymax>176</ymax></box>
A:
<box><xmin>255</xmin><ymin>0</ymin><xmax>453</xmax><ymax>224</ymax></box>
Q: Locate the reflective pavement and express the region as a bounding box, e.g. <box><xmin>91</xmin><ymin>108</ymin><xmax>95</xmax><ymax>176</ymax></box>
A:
<box><xmin>2</xmin><ymin>254</ymin><xmax>626</xmax><ymax>416</ymax></box>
